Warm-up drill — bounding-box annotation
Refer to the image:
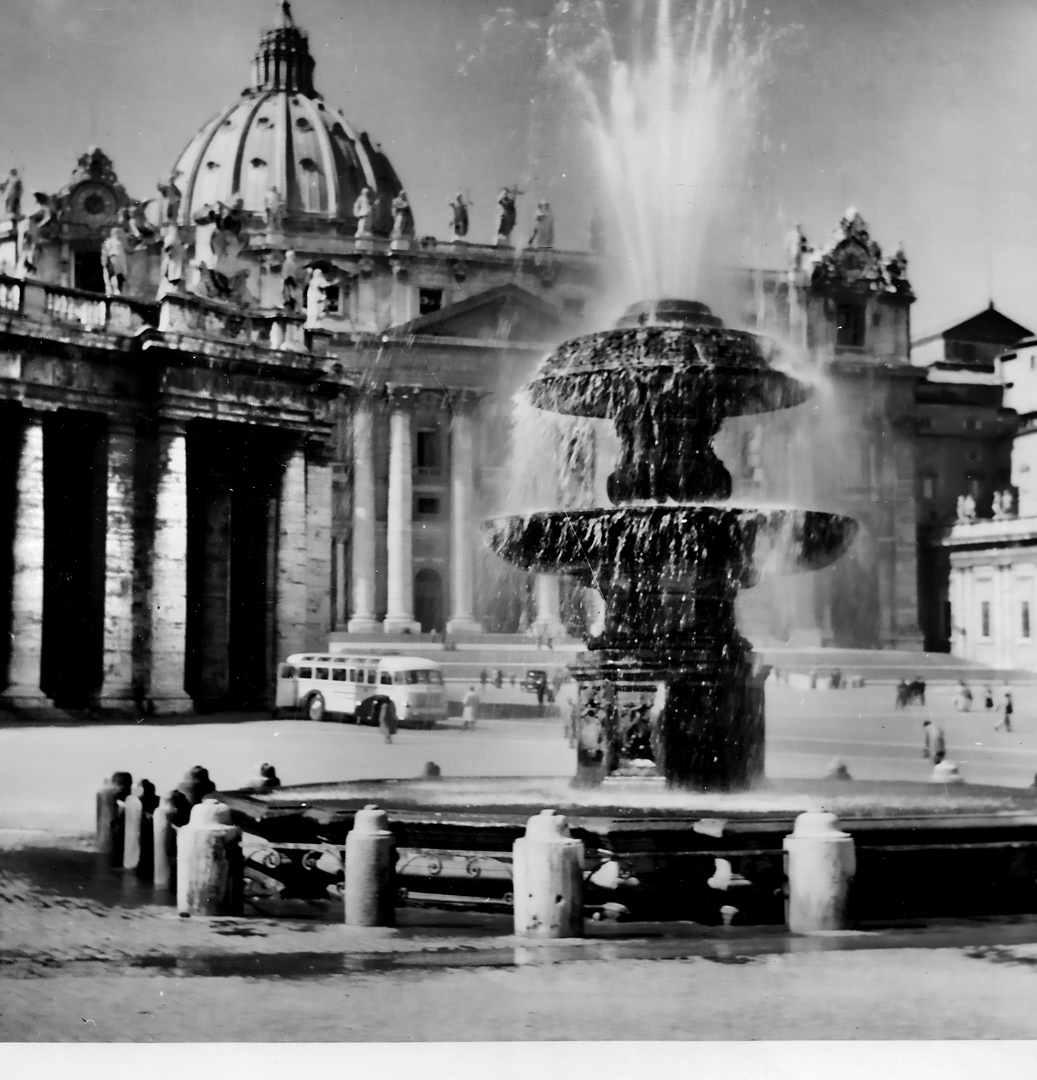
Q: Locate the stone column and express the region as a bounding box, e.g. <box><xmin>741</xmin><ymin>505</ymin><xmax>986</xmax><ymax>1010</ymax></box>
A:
<box><xmin>276</xmin><ymin>438</ymin><xmax>309</xmax><ymax>662</ymax></box>
<box><xmin>384</xmin><ymin>390</ymin><xmax>419</xmax><ymax>634</ymax></box>
<box><xmin>347</xmin><ymin>400</ymin><xmax>380</xmax><ymax>633</ymax></box>
<box><xmin>446</xmin><ymin>399</ymin><xmax>483</xmax><ymax>635</ymax></box>
<box><xmin>962</xmin><ymin>565</ymin><xmax>975</xmax><ymax>661</ymax></box>
<box><xmin>532</xmin><ymin>573</ymin><xmax>565</xmax><ymax>641</ymax></box>
<box><xmin>1</xmin><ymin>409</ymin><xmax>51</xmax><ymax>709</ymax></box>
<box><xmin>306</xmin><ymin>443</ymin><xmax>333</xmax><ymax>647</ymax></box>
<box><xmin>97</xmin><ymin>418</ymin><xmax>136</xmax><ymax>709</ymax></box>
<box><xmin>149</xmin><ymin>420</ymin><xmax>193</xmax><ymax>713</ymax></box>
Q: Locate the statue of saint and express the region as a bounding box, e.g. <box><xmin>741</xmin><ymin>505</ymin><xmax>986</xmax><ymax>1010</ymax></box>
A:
<box><xmin>158</xmin><ymin>221</ymin><xmax>185</xmax><ymax>295</ymax></box>
<box><xmin>1</xmin><ymin>169</ymin><xmax>23</xmax><ymax>219</ymax></box>
<box><xmin>1002</xmin><ymin>488</ymin><xmax>1015</xmax><ymax>516</ymax></box>
<box><xmin>157</xmin><ymin>171</ymin><xmax>182</xmax><ymax>224</ymax></box>
<box><xmin>305</xmin><ymin>265</ymin><xmax>332</xmax><ymax>327</ymax></box>
<box><xmin>353</xmin><ymin>187</ymin><xmax>375</xmax><ymax>238</ymax></box>
<box><xmin>785</xmin><ymin>225</ymin><xmax>812</xmax><ymax>273</ymax></box>
<box><xmin>102</xmin><ymin>225</ymin><xmax>130</xmax><ymax>295</ymax></box>
<box><xmin>391</xmin><ymin>190</ymin><xmax>415</xmax><ymax>240</ymax></box>
<box><xmin>449</xmin><ymin>191</ymin><xmax>470</xmax><ymax>240</ymax></box>
<box><xmin>264</xmin><ymin>185</ymin><xmax>285</xmax><ymax>232</ymax></box>
<box><xmin>494</xmin><ymin>187</ymin><xmax>518</xmax><ymax>246</ymax></box>
<box><xmin>528</xmin><ymin>200</ymin><xmax>554</xmax><ymax>248</ymax></box>
<box><xmin>281</xmin><ymin>249</ymin><xmax>301</xmax><ymax>312</ymax></box>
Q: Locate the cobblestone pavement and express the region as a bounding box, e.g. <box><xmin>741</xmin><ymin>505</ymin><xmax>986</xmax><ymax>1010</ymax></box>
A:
<box><xmin>4</xmin><ymin>841</ymin><xmax>1037</xmax><ymax>1042</ymax></box>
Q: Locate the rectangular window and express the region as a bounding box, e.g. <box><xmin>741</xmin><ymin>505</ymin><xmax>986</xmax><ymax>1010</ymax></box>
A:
<box><xmin>367</xmin><ymin>670</ymin><xmax>377</xmax><ymax>684</ymax></box>
<box><xmin>835</xmin><ymin>303</ymin><xmax>866</xmax><ymax>348</ymax></box>
<box><xmin>416</xmin><ymin>496</ymin><xmax>440</xmax><ymax>517</ymax></box>
<box><xmin>416</xmin><ymin>429</ymin><xmax>440</xmax><ymax>471</ymax></box>
<box><xmin>323</xmin><ymin>284</ymin><xmax>341</xmax><ymax>315</ymax></box>
<box><xmin>332</xmin><ymin>668</ymin><xmax>347</xmax><ymax>682</ymax></box>
<box><xmin>419</xmin><ymin>288</ymin><xmax>443</xmax><ymax>315</ymax></box>
<box><xmin>921</xmin><ymin>475</ymin><xmax>936</xmax><ymax>501</ymax></box>
<box><xmin>315</xmin><ymin>667</ymin><xmax>329</xmax><ymax>681</ymax></box>
<box><xmin>279</xmin><ymin>665</ymin><xmax>296</xmax><ymax>679</ymax></box>
<box><xmin>380</xmin><ymin>672</ymin><xmax>392</xmax><ymax>685</ymax></box>
<box><xmin>1023</xmin><ymin>601</ymin><xmax>1031</xmax><ymax>640</ymax></box>
<box><xmin>297</xmin><ymin>666</ymin><xmax>313</xmax><ymax>679</ymax></box>
<box><xmin>981</xmin><ymin>601</ymin><xmax>991</xmax><ymax>640</ymax></box>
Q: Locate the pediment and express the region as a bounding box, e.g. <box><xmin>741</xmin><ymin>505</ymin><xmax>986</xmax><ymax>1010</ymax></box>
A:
<box><xmin>390</xmin><ymin>284</ymin><xmax>564</xmax><ymax>344</ymax></box>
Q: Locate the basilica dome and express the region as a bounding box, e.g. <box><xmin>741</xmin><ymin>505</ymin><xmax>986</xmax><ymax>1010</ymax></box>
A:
<box><xmin>170</xmin><ymin>6</ymin><xmax>402</xmax><ymax>234</ymax></box>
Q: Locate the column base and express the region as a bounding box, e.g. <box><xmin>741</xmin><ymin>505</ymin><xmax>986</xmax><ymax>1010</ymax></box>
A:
<box><xmin>94</xmin><ymin>693</ymin><xmax>140</xmax><ymax>716</ymax></box>
<box><xmin>532</xmin><ymin>617</ymin><xmax>566</xmax><ymax>641</ymax></box>
<box><xmin>347</xmin><ymin>615</ymin><xmax>382</xmax><ymax>634</ymax></box>
<box><xmin>148</xmin><ymin>693</ymin><xmax>196</xmax><ymax>716</ymax></box>
<box><xmin>383</xmin><ymin>617</ymin><xmax>421</xmax><ymax>635</ymax></box>
<box><xmin>0</xmin><ymin>687</ymin><xmax>55</xmax><ymax>711</ymax></box>
<box><xmin>446</xmin><ymin>616</ymin><xmax>484</xmax><ymax>635</ymax></box>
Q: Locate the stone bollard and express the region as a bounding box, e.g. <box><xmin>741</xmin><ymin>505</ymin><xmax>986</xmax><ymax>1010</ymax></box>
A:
<box><xmin>929</xmin><ymin>760</ymin><xmax>965</xmax><ymax>785</ymax></box>
<box><xmin>783</xmin><ymin>811</ymin><xmax>855</xmax><ymax>933</ymax></box>
<box><xmin>122</xmin><ymin>779</ymin><xmax>160</xmax><ymax>876</ymax></box>
<box><xmin>512</xmin><ymin>809</ymin><xmax>584</xmax><ymax>939</ymax></box>
<box><xmin>96</xmin><ymin>772</ymin><xmax>133</xmax><ymax>866</ymax></box>
<box><xmin>152</xmin><ymin>790</ymin><xmax>188</xmax><ymax>891</ymax></box>
<box><xmin>176</xmin><ymin>801</ymin><xmax>243</xmax><ymax>916</ymax></box>
<box><xmin>344</xmin><ymin>804</ymin><xmax>397</xmax><ymax>927</ymax></box>
<box><xmin>245</xmin><ymin>762</ymin><xmax>281</xmax><ymax>790</ymax></box>
<box><xmin>178</xmin><ymin>766</ymin><xmax>216</xmax><ymax>806</ymax></box>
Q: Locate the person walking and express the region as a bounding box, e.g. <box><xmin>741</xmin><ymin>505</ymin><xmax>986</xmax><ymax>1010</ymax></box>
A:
<box><xmin>460</xmin><ymin>685</ymin><xmax>480</xmax><ymax>732</ymax></box>
<box><xmin>922</xmin><ymin>719</ymin><xmax>946</xmax><ymax>764</ymax></box>
<box><xmin>374</xmin><ymin>698</ymin><xmax>397</xmax><ymax>744</ymax></box>
<box><xmin>954</xmin><ymin>680</ymin><xmax>973</xmax><ymax>712</ymax></box>
<box><xmin>984</xmin><ymin>685</ymin><xmax>995</xmax><ymax>710</ymax></box>
<box><xmin>479</xmin><ymin>669</ymin><xmax>488</xmax><ymax>689</ymax></box>
<box><xmin>994</xmin><ymin>688</ymin><xmax>1014</xmax><ymax>732</ymax></box>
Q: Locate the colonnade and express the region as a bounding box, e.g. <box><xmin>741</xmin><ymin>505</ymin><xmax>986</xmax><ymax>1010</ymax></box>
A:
<box><xmin>349</xmin><ymin>389</ymin><xmax>487</xmax><ymax>635</ymax></box>
<box><xmin>0</xmin><ymin>407</ymin><xmax>329</xmax><ymax>714</ymax></box>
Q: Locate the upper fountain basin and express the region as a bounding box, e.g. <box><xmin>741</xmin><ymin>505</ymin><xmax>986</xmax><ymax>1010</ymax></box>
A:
<box><xmin>482</xmin><ymin>504</ymin><xmax>858</xmax><ymax>584</ymax></box>
<box><xmin>528</xmin><ymin>299</ymin><xmax>812</xmax><ymax>420</ymax></box>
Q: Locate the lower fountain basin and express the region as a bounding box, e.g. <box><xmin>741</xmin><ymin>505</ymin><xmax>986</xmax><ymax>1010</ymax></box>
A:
<box><xmin>483</xmin><ymin>504</ymin><xmax>858</xmax><ymax>583</ymax></box>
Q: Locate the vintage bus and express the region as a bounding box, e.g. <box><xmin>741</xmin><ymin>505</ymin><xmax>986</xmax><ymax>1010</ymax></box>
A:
<box><xmin>274</xmin><ymin>653</ymin><xmax>448</xmax><ymax>728</ymax></box>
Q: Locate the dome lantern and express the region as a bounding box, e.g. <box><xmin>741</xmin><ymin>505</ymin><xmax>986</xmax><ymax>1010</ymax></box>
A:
<box><xmin>251</xmin><ymin>3</ymin><xmax>316</xmax><ymax>96</ymax></box>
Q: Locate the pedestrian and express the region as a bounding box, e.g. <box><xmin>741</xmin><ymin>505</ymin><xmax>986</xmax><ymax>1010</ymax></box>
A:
<box><xmin>922</xmin><ymin>719</ymin><xmax>946</xmax><ymax>764</ymax></box>
<box><xmin>460</xmin><ymin>685</ymin><xmax>480</xmax><ymax>732</ymax></box>
<box><xmin>510</xmin><ymin>673</ymin><xmax>516</xmax><ymax>687</ymax></box>
<box><xmin>994</xmin><ymin>688</ymin><xmax>1014</xmax><ymax>732</ymax></box>
<box><xmin>375</xmin><ymin>698</ymin><xmax>397</xmax><ymax>743</ymax></box>
<box><xmin>984</xmin><ymin>685</ymin><xmax>994</xmax><ymax>710</ymax></box>
<box><xmin>895</xmin><ymin>679</ymin><xmax>908</xmax><ymax>710</ymax></box>
<box><xmin>494</xmin><ymin>668</ymin><xmax>503</xmax><ymax>689</ymax></box>
<box><xmin>479</xmin><ymin>669</ymin><xmax>488</xmax><ymax>689</ymax></box>
<box><xmin>536</xmin><ymin>677</ymin><xmax>547</xmax><ymax>713</ymax></box>
<box><xmin>954</xmin><ymin>680</ymin><xmax>973</xmax><ymax>712</ymax></box>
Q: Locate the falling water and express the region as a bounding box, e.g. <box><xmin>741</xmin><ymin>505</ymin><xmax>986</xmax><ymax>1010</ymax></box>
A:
<box><xmin>548</xmin><ymin>0</ymin><xmax>772</xmax><ymax>303</ymax></box>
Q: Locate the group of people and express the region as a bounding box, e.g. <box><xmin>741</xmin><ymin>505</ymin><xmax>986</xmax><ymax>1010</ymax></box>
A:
<box><xmin>953</xmin><ymin>679</ymin><xmax>1014</xmax><ymax>731</ymax></box>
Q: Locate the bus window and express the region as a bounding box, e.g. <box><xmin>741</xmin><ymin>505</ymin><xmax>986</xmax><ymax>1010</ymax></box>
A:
<box><xmin>279</xmin><ymin>665</ymin><xmax>296</xmax><ymax>679</ymax></box>
<box><xmin>367</xmin><ymin>670</ymin><xmax>377</xmax><ymax>684</ymax></box>
<box><xmin>315</xmin><ymin>667</ymin><xmax>329</xmax><ymax>681</ymax></box>
<box><xmin>349</xmin><ymin>668</ymin><xmax>358</xmax><ymax>682</ymax></box>
<box><xmin>395</xmin><ymin>672</ymin><xmax>407</xmax><ymax>685</ymax></box>
<box><xmin>332</xmin><ymin>668</ymin><xmax>346</xmax><ymax>682</ymax></box>
<box><xmin>380</xmin><ymin>672</ymin><xmax>392</xmax><ymax>685</ymax></box>
<box><xmin>298</xmin><ymin>667</ymin><xmax>312</xmax><ymax>679</ymax></box>
<box><xmin>429</xmin><ymin>670</ymin><xmax>443</xmax><ymax>685</ymax></box>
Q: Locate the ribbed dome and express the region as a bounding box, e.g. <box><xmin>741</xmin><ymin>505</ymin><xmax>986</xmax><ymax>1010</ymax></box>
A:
<box><xmin>171</xmin><ymin>4</ymin><xmax>402</xmax><ymax>233</ymax></box>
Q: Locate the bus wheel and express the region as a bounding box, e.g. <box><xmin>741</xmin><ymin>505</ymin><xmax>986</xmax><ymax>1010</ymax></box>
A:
<box><xmin>307</xmin><ymin>693</ymin><xmax>326</xmax><ymax>722</ymax></box>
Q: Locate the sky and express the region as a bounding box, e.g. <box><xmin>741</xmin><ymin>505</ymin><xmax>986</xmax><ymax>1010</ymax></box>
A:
<box><xmin>1</xmin><ymin>0</ymin><xmax>1036</xmax><ymax>339</ymax></box>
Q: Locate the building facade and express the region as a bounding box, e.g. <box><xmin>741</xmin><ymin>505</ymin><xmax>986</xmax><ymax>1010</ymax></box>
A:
<box><xmin>0</xmin><ymin>9</ymin><xmax>937</xmax><ymax>716</ymax></box>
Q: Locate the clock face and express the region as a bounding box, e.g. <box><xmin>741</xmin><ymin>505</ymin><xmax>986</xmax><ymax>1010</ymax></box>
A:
<box><xmin>70</xmin><ymin>182</ymin><xmax>118</xmax><ymax>227</ymax></box>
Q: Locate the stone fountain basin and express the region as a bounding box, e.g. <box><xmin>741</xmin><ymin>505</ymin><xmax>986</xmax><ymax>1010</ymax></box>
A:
<box><xmin>529</xmin><ymin>324</ymin><xmax>812</xmax><ymax>419</ymax></box>
<box><xmin>482</xmin><ymin>504</ymin><xmax>858</xmax><ymax>580</ymax></box>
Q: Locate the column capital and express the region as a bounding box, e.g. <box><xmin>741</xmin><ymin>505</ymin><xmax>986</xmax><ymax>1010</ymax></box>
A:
<box><xmin>156</xmin><ymin>416</ymin><xmax>188</xmax><ymax>438</ymax></box>
<box><xmin>447</xmin><ymin>388</ymin><xmax>484</xmax><ymax>418</ymax></box>
<box><xmin>385</xmin><ymin>383</ymin><xmax>423</xmax><ymax>410</ymax></box>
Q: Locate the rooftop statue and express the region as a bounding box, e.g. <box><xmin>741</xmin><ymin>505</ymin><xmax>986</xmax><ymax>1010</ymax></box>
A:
<box><xmin>353</xmin><ymin>186</ymin><xmax>374</xmax><ymax>238</ymax></box>
<box><xmin>281</xmin><ymin>249</ymin><xmax>301</xmax><ymax>312</ymax></box>
<box><xmin>449</xmin><ymin>191</ymin><xmax>470</xmax><ymax>240</ymax></box>
<box><xmin>191</xmin><ymin>196</ymin><xmax>253</xmax><ymax>304</ymax></box>
<box><xmin>495</xmin><ymin>186</ymin><xmax>520</xmax><ymax>246</ymax></box>
<box><xmin>1</xmin><ymin>169</ymin><xmax>23</xmax><ymax>219</ymax></box>
<box><xmin>305</xmin><ymin>265</ymin><xmax>332</xmax><ymax>327</ymax></box>
<box><xmin>264</xmin><ymin>185</ymin><xmax>285</xmax><ymax>232</ymax></box>
<box><xmin>391</xmin><ymin>190</ymin><xmax>415</xmax><ymax>240</ymax></box>
<box><xmin>528</xmin><ymin>199</ymin><xmax>555</xmax><ymax>249</ymax></box>
<box><xmin>158</xmin><ymin>221</ymin><xmax>186</xmax><ymax>296</ymax></box>
<box><xmin>101</xmin><ymin>226</ymin><xmax>129</xmax><ymax>295</ymax></box>
<box><xmin>157</xmin><ymin>171</ymin><xmax>182</xmax><ymax>224</ymax></box>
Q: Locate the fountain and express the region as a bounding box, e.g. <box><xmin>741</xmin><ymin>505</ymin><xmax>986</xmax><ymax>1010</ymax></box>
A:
<box><xmin>484</xmin><ymin>298</ymin><xmax>856</xmax><ymax>791</ymax></box>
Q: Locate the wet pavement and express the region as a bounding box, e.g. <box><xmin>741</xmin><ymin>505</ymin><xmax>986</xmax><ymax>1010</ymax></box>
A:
<box><xmin>4</xmin><ymin>838</ymin><xmax>1037</xmax><ymax>1041</ymax></box>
